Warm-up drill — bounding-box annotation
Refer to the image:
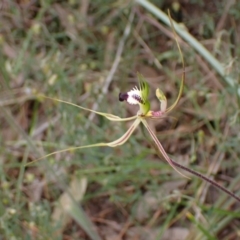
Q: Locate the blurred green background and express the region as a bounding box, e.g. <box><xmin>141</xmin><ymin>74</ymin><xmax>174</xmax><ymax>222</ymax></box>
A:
<box><xmin>1</xmin><ymin>0</ymin><xmax>240</xmax><ymax>239</ymax></box>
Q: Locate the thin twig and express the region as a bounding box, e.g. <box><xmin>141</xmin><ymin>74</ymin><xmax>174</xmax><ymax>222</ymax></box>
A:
<box><xmin>216</xmin><ymin>0</ymin><xmax>236</xmax><ymax>32</ymax></box>
<box><xmin>32</xmin><ymin>115</ymin><xmax>60</xmax><ymax>138</ymax></box>
<box><xmin>85</xmin><ymin>9</ymin><xmax>135</xmax><ymax>127</ymax></box>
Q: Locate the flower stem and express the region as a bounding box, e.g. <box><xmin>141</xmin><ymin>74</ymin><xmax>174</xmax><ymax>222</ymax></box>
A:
<box><xmin>171</xmin><ymin>159</ymin><xmax>240</xmax><ymax>203</ymax></box>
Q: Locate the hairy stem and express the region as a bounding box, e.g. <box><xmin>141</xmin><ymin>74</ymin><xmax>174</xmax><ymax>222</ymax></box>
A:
<box><xmin>170</xmin><ymin>159</ymin><xmax>240</xmax><ymax>203</ymax></box>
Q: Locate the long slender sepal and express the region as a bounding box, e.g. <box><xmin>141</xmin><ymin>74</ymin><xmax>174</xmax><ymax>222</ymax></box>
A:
<box><xmin>108</xmin><ymin>118</ymin><xmax>141</xmax><ymax>146</ymax></box>
<box><xmin>27</xmin><ymin>119</ymin><xmax>140</xmax><ymax>165</ymax></box>
<box><xmin>141</xmin><ymin>119</ymin><xmax>189</xmax><ymax>179</ymax></box>
<box><xmin>37</xmin><ymin>95</ymin><xmax>137</xmax><ymax>122</ymax></box>
<box><xmin>148</xmin><ymin>131</ymin><xmax>240</xmax><ymax>202</ymax></box>
<box><xmin>165</xmin><ymin>11</ymin><xmax>185</xmax><ymax>113</ymax></box>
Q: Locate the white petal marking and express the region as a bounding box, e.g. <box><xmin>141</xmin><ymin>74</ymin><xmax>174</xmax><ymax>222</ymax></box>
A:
<box><xmin>126</xmin><ymin>87</ymin><xmax>143</xmax><ymax>105</ymax></box>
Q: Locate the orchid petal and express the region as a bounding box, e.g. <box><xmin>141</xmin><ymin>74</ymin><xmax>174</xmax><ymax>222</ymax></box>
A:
<box><xmin>37</xmin><ymin>95</ymin><xmax>137</xmax><ymax>122</ymax></box>
<box><xmin>137</xmin><ymin>73</ymin><xmax>149</xmax><ymax>102</ymax></box>
<box><xmin>107</xmin><ymin>118</ymin><xmax>140</xmax><ymax>146</ymax></box>
<box><xmin>156</xmin><ymin>88</ymin><xmax>167</xmax><ymax>112</ymax></box>
<box><xmin>27</xmin><ymin>119</ymin><xmax>141</xmax><ymax>165</ymax></box>
<box><xmin>141</xmin><ymin>119</ymin><xmax>189</xmax><ymax>179</ymax></box>
<box><xmin>137</xmin><ymin>73</ymin><xmax>150</xmax><ymax>114</ymax></box>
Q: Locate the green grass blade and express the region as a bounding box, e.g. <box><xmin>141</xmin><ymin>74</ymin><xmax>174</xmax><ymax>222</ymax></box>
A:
<box><xmin>135</xmin><ymin>0</ymin><xmax>240</xmax><ymax>96</ymax></box>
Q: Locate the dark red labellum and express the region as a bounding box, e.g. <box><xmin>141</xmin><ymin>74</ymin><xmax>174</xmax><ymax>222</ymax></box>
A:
<box><xmin>119</xmin><ymin>93</ymin><xmax>128</xmax><ymax>102</ymax></box>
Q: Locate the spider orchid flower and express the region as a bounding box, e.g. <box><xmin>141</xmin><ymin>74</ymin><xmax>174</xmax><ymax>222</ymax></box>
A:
<box><xmin>32</xmin><ymin>11</ymin><xmax>187</xmax><ymax>178</ymax></box>
<box><xmin>33</xmin><ymin>71</ymin><xmax>187</xmax><ymax>178</ymax></box>
<box><xmin>32</xmin><ymin>74</ymin><xmax>240</xmax><ymax>202</ymax></box>
<box><xmin>30</xmin><ymin>12</ymin><xmax>240</xmax><ymax>203</ymax></box>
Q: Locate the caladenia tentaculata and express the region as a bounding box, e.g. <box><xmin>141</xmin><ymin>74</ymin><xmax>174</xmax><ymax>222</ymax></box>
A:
<box><xmin>29</xmin><ymin>12</ymin><xmax>240</xmax><ymax>203</ymax></box>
